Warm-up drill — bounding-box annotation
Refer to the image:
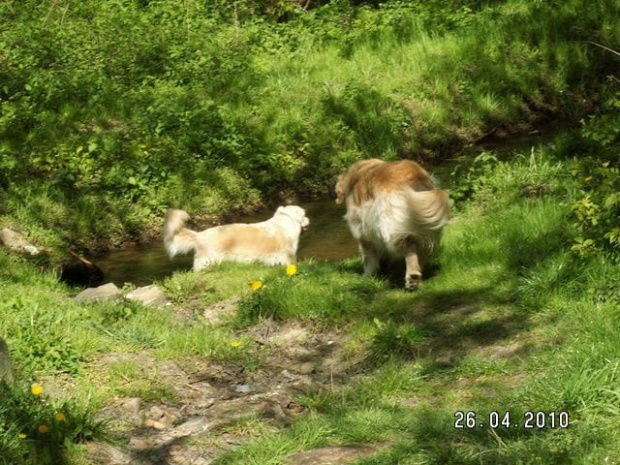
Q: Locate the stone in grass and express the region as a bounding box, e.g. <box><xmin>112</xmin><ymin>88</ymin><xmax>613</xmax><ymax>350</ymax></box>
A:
<box><xmin>126</xmin><ymin>285</ymin><xmax>168</xmax><ymax>307</ymax></box>
<box><xmin>85</xmin><ymin>442</ymin><xmax>133</xmax><ymax>465</ymax></box>
<box><xmin>0</xmin><ymin>337</ymin><xmax>13</xmax><ymax>385</ymax></box>
<box><xmin>289</xmin><ymin>444</ymin><xmax>381</xmax><ymax>465</ymax></box>
<box><xmin>74</xmin><ymin>282</ymin><xmax>123</xmax><ymax>303</ymax></box>
<box><xmin>203</xmin><ymin>296</ymin><xmax>240</xmax><ymax>325</ymax></box>
<box><xmin>0</xmin><ymin>228</ymin><xmax>40</xmax><ymax>255</ymax></box>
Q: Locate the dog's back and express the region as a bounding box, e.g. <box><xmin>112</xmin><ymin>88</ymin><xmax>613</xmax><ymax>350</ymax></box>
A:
<box><xmin>341</xmin><ymin>159</ymin><xmax>450</xmax><ymax>253</ymax></box>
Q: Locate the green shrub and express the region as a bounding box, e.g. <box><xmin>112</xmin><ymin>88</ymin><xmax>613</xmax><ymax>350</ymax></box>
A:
<box><xmin>570</xmin><ymin>90</ymin><xmax>620</xmax><ymax>260</ymax></box>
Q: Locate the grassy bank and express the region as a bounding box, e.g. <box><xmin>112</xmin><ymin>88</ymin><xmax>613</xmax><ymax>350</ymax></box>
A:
<box><xmin>1</xmin><ymin>139</ymin><xmax>619</xmax><ymax>463</ymax></box>
<box><xmin>1</xmin><ymin>0</ymin><xmax>618</xmax><ymax>249</ymax></box>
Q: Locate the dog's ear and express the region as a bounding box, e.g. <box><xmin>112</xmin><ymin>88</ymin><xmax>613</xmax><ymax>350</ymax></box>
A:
<box><xmin>335</xmin><ymin>174</ymin><xmax>345</xmax><ymax>204</ymax></box>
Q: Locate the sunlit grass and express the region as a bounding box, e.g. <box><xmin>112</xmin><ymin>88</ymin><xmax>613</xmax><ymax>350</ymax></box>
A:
<box><xmin>3</xmin><ymin>140</ymin><xmax>620</xmax><ymax>463</ymax></box>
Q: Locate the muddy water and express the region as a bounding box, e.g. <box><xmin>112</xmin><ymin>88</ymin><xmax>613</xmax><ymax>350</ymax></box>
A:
<box><xmin>95</xmin><ymin>200</ymin><xmax>359</xmax><ymax>286</ymax></box>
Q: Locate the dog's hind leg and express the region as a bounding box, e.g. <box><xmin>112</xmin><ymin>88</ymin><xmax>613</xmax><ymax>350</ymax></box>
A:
<box><xmin>399</xmin><ymin>236</ymin><xmax>423</xmax><ymax>290</ymax></box>
<box><xmin>359</xmin><ymin>239</ymin><xmax>381</xmax><ymax>276</ymax></box>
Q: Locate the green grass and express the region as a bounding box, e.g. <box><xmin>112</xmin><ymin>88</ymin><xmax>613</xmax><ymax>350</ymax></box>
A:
<box><xmin>2</xmin><ymin>142</ymin><xmax>620</xmax><ymax>463</ymax></box>
<box><xmin>208</xmin><ymin>147</ymin><xmax>620</xmax><ymax>464</ymax></box>
<box><xmin>0</xmin><ymin>381</ymin><xmax>108</xmax><ymax>465</ymax></box>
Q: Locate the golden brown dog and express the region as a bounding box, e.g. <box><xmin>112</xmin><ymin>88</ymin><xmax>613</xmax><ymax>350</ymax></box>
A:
<box><xmin>164</xmin><ymin>206</ymin><xmax>309</xmax><ymax>270</ymax></box>
<box><xmin>335</xmin><ymin>159</ymin><xmax>450</xmax><ymax>289</ymax></box>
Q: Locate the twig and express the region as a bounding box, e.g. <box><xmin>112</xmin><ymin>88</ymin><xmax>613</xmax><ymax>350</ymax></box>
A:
<box><xmin>584</xmin><ymin>41</ymin><xmax>620</xmax><ymax>58</ymax></box>
<box><xmin>59</xmin><ymin>0</ymin><xmax>72</xmax><ymax>28</ymax></box>
<box><xmin>43</xmin><ymin>0</ymin><xmax>59</xmax><ymax>27</ymax></box>
<box><xmin>488</xmin><ymin>426</ymin><xmax>507</xmax><ymax>450</ymax></box>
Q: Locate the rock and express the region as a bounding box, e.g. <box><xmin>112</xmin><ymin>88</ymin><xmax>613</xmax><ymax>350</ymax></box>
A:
<box><xmin>0</xmin><ymin>228</ymin><xmax>40</xmax><ymax>255</ymax></box>
<box><xmin>297</xmin><ymin>361</ymin><xmax>315</xmax><ymax>375</ymax></box>
<box><xmin>163</xmin><ymin>417</ymin><xmax>210</xmax><ymax>439</ymax></box>
<box><xmin>233</xmin><ymin>384</ymin><xmax>252</xmax><ymax>394</ymax></box>
<box><xmin>60</xmin><ymin>256</ymin><xmax>104</xmax><ymax>287</ymax></box>
<box><xmin>147</xmin><ymin>404</ymin><xmax>180</xmax><ymax>427</ymax></box>
<box><xmin>129</xmin><ymin>437</ymin><xmax>152</xmax><ymax>451</ymax></box>
<box><xmin>288</xmin><ymin>444</ymin><xmax>380</xmax><ymax>465</ymax></box>
<box><xmin>145</xmin><ymin>419</ymin><xmax>166</xmax><ymax>430</ymax></box>
<box><xmin>126</xmin><ymin>285</ymin><xmax>168</xmax><ymax>307</ymax></box>
<box><xmin>74</xmin><ymin>282</ymin><xmax>122</xmax><ymax>303</ymax></box>
<box><xmin>120</xmin><ymin>397</ymin><xmax>142</xmax><ymax>416</ymax></box>
<box><xmin>268</xmin><ymin>326</ymin><xmax>309</xmax><ymax>346</ymax></box>
<box><xmin>0</xmin><ymin>337</ymin><xmax>13</xmax><ymax>385</ymax></box>
<box><xmin>203</xmin><ymin>297</ymin><xmax>240</xmax><ymax>325</ymax></box>
<box><xmin>85</xmin><ymin>442</ymin><xmax>133</xmax><ymax>465</ymax></box>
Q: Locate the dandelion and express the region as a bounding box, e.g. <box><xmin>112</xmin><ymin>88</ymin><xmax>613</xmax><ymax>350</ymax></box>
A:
<box><xmin>231</xmin><ymin>341</ymin><xmax>241</xmax><ymax>348</ymax></box>
<box><xmin>37</xmin><ymin>425</ymin><xmax>50</xmax><ymax>434</ymax></box>
<box><xmin>31</xmin><ymin>383</ymin><xmax>43</xmax><ymax>396</ymax></box>
<box><xmin>54</xmin><ymin>412</ymin><xmax>66</xmax><ymax>421</ymax></box>
<box><xmin>285</xmin><ymin>264</ymin><xmax>298</xmax><ymax>276</ymax></box>
<box><xmin>18</xmin><ymin>434</ymin><xmax>27</xmax><ymax>440</ymax></box>
<box><xmin>249</xmin><ymin>280</ymin><xmax>263</xmax><ymax>291</ymax></box>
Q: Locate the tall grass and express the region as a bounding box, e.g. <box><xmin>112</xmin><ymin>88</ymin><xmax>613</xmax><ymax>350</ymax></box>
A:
<box><xmin>1</xmin><ymin>0</ymin><xmax>618</xmax><ymax>248</ymax></box>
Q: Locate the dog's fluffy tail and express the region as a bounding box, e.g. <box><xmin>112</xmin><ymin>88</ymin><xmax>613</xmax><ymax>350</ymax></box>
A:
<box><xmin>163</xmin><ymin>209</ymin><xmax>197</xmax><ymax>259</ymax></box>
<box><xmin>387</xmin><ymin>188</ymin><xmax>450</xmax><ymax>252</ymax></box>
<box><xmin>403</xmin><ymin>188</ymin><xmax>451</xmax><ymax>232</ymax></box>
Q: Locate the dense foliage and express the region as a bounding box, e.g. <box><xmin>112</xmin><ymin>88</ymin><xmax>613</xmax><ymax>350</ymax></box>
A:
<box><xmin>570</xmin><ymin>88</ymin><xmax>620</xmax><ymax>260</ymax></box>
<box><xmin>1</xmin><ymin>0</ymin><xmax>618</xmax><ymax>249</ymax></box>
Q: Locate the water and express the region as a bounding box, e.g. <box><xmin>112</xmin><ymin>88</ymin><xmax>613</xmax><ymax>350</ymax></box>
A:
<box><xmin>96</xmin><ymin>121</ymin><xmax>571</xmax><ymax>286</ymax></box>
<box><xmin>95</xmin><ymin>199</ymin><xmax>359</xmax><ymax>286</ymax></box>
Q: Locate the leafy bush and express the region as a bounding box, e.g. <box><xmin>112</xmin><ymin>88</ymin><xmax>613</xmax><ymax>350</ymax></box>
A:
<box><xmin>570</xmin><ymin>90</ymin><xmax>620</xmax><ymax>260</ymax></box>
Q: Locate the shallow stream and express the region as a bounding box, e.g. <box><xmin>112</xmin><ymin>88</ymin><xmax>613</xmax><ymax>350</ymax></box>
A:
<box><xmin>95</xmin><ymin>199</ymin><xmax>359</xmax><ymax>286</ymax></box>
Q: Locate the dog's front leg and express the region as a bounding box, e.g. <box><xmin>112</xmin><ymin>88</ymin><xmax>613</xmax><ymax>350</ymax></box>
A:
<box><xmin>359</xmin><ymin>239</ymin><xmax>380</xmax><ymax>276</ymax></box>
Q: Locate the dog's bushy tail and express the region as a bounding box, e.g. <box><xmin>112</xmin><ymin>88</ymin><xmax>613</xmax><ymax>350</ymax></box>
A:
<box><xmin>389</xmin><ymin>188</ymin><xmax>450</xmax><ymax>253</ymax></box>
<box><xmin>404</xmin><ymin>189</ymin><xmax>451</xmax><ymax>231</ymax></box>
<box><xmin>163</xmin><ymin>209</ymin><xmax>196</xmax><ymax>259</ymax></box>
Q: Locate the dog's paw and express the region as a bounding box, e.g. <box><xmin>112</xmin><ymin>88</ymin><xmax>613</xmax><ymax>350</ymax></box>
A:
<box><xmin>405</xmin><ymin>273</ymin><xmax>422</xmax><ymax>290</ymax></box>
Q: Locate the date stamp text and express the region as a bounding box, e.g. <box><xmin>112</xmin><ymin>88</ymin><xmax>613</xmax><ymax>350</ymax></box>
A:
<box><xmin>454</xmin><ymin>411</ymin><xmax>570</xmax><ymax>430</ymax></box>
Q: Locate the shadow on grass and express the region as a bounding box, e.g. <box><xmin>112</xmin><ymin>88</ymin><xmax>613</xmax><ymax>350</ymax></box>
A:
<box><xmin>360</xmin><ymin>284</ymin><xmax>529</xmax><ymax>371</ymax></box>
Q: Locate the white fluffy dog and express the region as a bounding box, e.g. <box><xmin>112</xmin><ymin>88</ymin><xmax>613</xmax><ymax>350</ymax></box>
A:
<box><xmin>335</xmin><ymin>159</ymin><xmax>450</xmax><ymax>289</ymax></box>
<box><xmin>163</xmin><ymin>206</ymin><xmax>309</xmax><ymax>270</ymax></box>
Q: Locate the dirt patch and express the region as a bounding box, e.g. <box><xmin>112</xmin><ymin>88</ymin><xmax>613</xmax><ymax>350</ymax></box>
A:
<box><xmin>289</xmin><ymin>444</ymin><xmax>384</xmax><ymax>465</ymax></box>
<box><xmin>85</xmin><ymin>320</ymin><xmax>364</xmax><ymax>465</ymax></box>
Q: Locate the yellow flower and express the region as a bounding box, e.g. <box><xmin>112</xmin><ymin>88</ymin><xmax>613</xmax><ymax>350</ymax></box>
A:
<box><xmin>38</xmin><ymin>425</ymin><xmax>50</xmax><ymax>434</ymax></box>
<box><xmin>18</xmin><ymin>434</ymin><xmax>27</xmax><ymax>440</ymax></box>
<box><xmin>231</xmin><ymin>341</ymin><xmax>241</xmax><ymax>348</ymax></box>
<box><xmin>55</xmin><ymin>412</ymin><xmax>66</xmax><ymax>421</ymax></box>
<box><xmin>249</xmin><ymin>280</ymin><xmax>263</xmax><ymax>291</ymax></box>
<box><xmin>285</xmin><ymin>264</ymin><xmax>298</xmax><ymax>276</ymax></box>
<box><xmin>31</xmin><ymin>383</ymin><xmax>43</xmax><ymax>396</ymax></box>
